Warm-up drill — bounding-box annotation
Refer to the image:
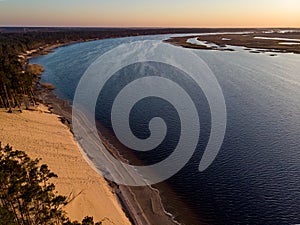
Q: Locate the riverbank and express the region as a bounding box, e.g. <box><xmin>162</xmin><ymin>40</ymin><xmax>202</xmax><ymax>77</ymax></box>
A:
<box><xmin>0</xmin><ymin>105</ymin><xmax>131</xmax><ymax>224</ymax></box>
<box><xmin>32</xmin><ymin>70</ymin><xmax>179</xmax><ymax>225</ymax></box>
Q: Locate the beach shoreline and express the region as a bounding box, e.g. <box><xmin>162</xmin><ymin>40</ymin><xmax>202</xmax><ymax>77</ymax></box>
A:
<box><xmin>0</xmin><ymin>84</ymin><xmax>181</xmax><ymax>224</ymax></box>
<box><xmin>32</xmin><ymin>71</ymin><xmax>180</xmax><ymax>225</ymax></box>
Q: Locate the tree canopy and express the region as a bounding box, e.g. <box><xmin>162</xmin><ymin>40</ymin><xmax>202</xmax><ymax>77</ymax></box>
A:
<box><xmin>0</xmin><ymin>143</ymin><xmax>103</xmax><ymax>225</ymax></box>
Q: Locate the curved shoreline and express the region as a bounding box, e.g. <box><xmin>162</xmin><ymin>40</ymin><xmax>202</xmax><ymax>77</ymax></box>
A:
<box><xmin>30</xmin><ymin>38</ymin><xmax>181</xmax><ymax>224</ymax></box>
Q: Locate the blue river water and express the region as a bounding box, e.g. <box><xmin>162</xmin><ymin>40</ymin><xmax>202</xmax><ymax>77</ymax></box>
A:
<box><xmin>30</xmin><ymin>34</ymin><xmax>300</xmax><ymax>225</ymax></box>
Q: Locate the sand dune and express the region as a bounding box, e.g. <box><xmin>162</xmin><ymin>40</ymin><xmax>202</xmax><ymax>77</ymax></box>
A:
<box><xmin>0</xmin><ymin>105</ymin><xmax>131</xmax><ymax>225</ymax></box>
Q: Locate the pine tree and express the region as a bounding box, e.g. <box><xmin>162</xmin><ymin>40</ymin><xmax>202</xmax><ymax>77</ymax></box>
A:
<box><xmin>0</xmin><ymin>143</ymin><xmax>103</xmax><ymax>225</ymax></box>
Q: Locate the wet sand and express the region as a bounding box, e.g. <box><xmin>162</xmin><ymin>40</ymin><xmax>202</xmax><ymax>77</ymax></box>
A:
<box><xmin>33</xmin><ymin>85</ymin><xmax>179</xmax><ymax>225</ymax></box>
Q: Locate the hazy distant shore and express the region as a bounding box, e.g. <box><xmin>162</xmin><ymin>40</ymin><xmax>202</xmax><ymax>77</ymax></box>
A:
<box><xmin>165</xmin><ymin>29</ymin><xmax>300</xmax><ymax>54</ymax></box>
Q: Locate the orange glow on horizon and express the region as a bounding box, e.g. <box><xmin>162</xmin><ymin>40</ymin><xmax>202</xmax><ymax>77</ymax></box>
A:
<box><xmin>0</xmin><ymin>0</ymin><xmax>299</xmax><ymax>28</ymax></box>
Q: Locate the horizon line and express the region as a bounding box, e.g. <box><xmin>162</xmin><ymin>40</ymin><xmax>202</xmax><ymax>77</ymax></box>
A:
<box><xmin>1</xmin><ymin>25</ymin><xmax>300</xmax><ymax>29</ymax></box>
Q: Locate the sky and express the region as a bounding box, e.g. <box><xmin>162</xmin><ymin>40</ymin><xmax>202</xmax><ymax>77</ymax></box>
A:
<box><xmin>0</xmin><ymin>0</ymin><xmax>299</xmax><ymax>27</ymax></box>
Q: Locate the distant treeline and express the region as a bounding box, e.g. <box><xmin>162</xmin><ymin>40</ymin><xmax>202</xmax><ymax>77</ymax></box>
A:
<box><xmin>0</xmin><ymin>27</ymin><xmax>256</xmax><ymax>53</ymax></box>
<box><xmin>0</xmin><ymin>27</ymin><xmax>255</xmax><ymax>111</ymax></box>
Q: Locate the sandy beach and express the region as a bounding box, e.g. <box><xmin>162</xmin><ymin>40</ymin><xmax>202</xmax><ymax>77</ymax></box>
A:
<box><xmin>0</xmin><ymin>105</ymin><xmax>131</xmax><ymax>225</ymax></box>
<box><xmin>33</xmin><ymin>86</ymin><xmax>178</xmax><ymax>225</ymax></box>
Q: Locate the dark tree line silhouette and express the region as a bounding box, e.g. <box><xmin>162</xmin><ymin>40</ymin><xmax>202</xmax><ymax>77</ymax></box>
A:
<box><xmin>0</xmin><ymin>143</ymin><xmax>103</xmax><ymax>225</ymax></box>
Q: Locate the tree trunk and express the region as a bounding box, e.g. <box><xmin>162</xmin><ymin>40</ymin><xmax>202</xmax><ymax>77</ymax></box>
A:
<box><xmin>0</xmin><ymin>95</ymin><xmax>4</xmax><ymax>107</ymax></box>
<box><xmin>3</xmin><ymin>84</ymin><xmax>12</xmax><ymax>113</ymax></box>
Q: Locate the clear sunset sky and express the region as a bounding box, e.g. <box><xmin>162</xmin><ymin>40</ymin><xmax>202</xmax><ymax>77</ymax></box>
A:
<box><xmin>0</xmin><ymin>0</ymin><xmax>299</xmax><ymax>27</ymax></box>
